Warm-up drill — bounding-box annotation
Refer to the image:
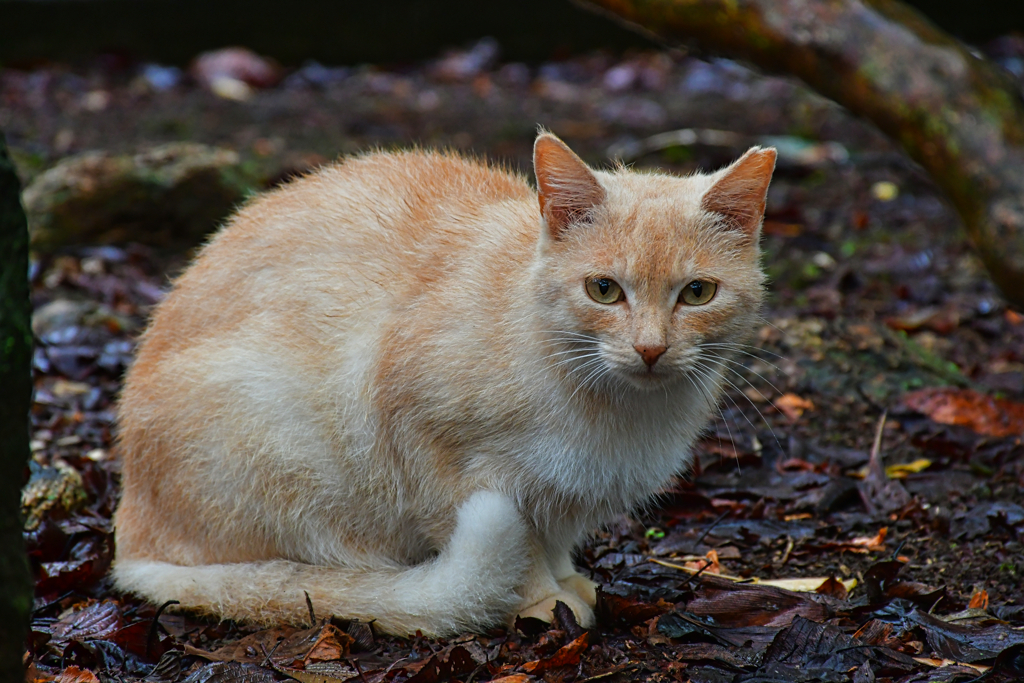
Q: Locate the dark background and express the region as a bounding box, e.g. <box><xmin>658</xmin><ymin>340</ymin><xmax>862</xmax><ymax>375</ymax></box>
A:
<box><xmin>1</xmin><ymin>0</ymin><xmax>1022</xmax><ymax>67</ymax></box>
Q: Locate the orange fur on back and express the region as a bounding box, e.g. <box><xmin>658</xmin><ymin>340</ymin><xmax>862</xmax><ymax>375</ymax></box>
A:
<box><xmin>113</xmin><ymin>133</ymin><xmax>776</xmax><ymax>635</ymax></box>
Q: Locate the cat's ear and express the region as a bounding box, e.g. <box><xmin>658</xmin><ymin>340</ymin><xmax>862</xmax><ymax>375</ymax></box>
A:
<box><xmin>701</xmin><ymin>146</ymin><xmax>777</xmax><ymax>239</ymax></box>
<box><xmin>534</xmin><ymin>133</ymin><xmax>606</xmax><ymax>240</ymax></box>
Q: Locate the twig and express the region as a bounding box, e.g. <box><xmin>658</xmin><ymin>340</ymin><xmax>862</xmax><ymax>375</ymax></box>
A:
<box><xmin>259</xmin><ymin>637</ymin><xmax>285</xmax><ymax>668</ymax></box>
<box><xmin>147</xmin><ymin>600</ymin><xmax>179</xmax><ymax>660</ymax></box>
<box><xmin>868</xmin><ymin>410</ymin><xmax>888</xmax><ymax>477</ymax></box>
<box><xmin>694</xmin><ymin>510</ymin><xmax>730</xmax><ymax>547</ymax></box>
<box><xmin>779</xmin><ymin>536</ymin><xmax>794</xmax><ymax>567</ymax></box>
<box><xmin>305</xmin><ymin>590</ymin><xmax>316</xmax><ymax>626</ymax></box>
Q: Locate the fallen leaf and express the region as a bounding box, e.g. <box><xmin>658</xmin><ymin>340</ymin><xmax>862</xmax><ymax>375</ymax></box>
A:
<box><xmin>188</xmin><ymin>622</ymin><xmax>352</xmax><ymax>668</ymax></box>
<box><xmin>25</xmin><ymin>661</ymin><xmax>56</xmax><ymax>683</ymax></box>
<box><xmin>282</xmin><ymin>662</ymin><xmax>359</xmax><ymax>683</ymax></box>
<box><xmin>683</xmin><ymin>574</ymin><xmax>832</xmax><ymax>628</ymax></box>
<box><xmin>912</xmin><ymin>657</ymin><xmax>989</xmax><ymax>672</ymax></box>
<box><xmin>55</xmin><ymin>667</ymin><xmax>100</xmax><ymax>683</ymax></box>
<box><xmin>684</xmin><ymin>549</ymin><xmax>721</xmax><ymax>574</ymax></box>
<box><xmin>775</xmin><ymin>393</ymin><xmax>815</xmax><ymax>421</ymax></box>
<box><xmin>182</xmin><ymin>662</ymin><xmax>277</xmax><ymax>683</ymax></box>
<box><xmin>814</xmin><ymin>576</ymin><xmax>850</xmax><ymax>600</ymax></box>
<box><xmin>848</xmin><ymin>527</ymin><xmax>888</xmax><ymax>552</ymax></box>
<box><xmin>903</xmin><ymin>387</ymin><xmax>1024</xmax><ymax>437</ymax></box>
<box><xmin>51</xmin><ymin>600</ymin><xmax>124</xmax><ymax>643</ymax></box>
<box><xmin>884</xmin><ymin>458</ymin><xmax>932</xmax><ymax>479</ymax></box>
<box><xmin>757</xmin><ymin>577</ymin><xmax>856</xmax><ymax>595</ymax></box>
<box><xmin>404</xmin><ymin>644</ymin><xmax>479</xmax><ymax>683</ymax></box>
<box><xmin>599</xmin><ymin>589</ymin><xmax>673</xmax><ymax>625</ymax></box>
<box><xmin>520</xmin><ymin>632</ymin><xmax>589</xmax><ymax>674</ymax></box>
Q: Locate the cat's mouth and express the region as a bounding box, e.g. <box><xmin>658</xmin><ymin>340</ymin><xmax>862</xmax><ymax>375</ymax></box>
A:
<box><xmin>616</xmin><ymin>363</ymin><xmax>674</xmax><ymax>389</ymax></box>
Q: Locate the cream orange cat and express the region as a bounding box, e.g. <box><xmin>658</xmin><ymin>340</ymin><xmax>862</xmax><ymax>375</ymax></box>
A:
<box><xmin>113</xmin><ymin>132</ymin><xmax>775</xmax><ymax>636</ymax></box>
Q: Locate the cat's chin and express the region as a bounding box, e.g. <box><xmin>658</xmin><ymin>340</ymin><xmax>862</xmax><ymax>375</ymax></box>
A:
<box><xmin>614</xmin><ymin>367</ymin><xmax>677</xmax><ymax>392</ymax></box>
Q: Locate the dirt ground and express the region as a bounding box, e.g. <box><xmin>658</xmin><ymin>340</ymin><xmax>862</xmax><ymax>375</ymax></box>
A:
<box><xmin>5</xmin><ymin>38</ymin><xmax>1024</xmax><ymax>683</ymax></box>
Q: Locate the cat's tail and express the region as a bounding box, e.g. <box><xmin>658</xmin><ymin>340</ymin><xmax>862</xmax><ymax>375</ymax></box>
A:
<box><xmin>112</xmin><ymin>491</ymin><xmax>530</xmax><ymax>636</ymax></box>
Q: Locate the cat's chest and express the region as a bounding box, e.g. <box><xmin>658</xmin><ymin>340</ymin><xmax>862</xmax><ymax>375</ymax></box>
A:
<box><xmin>514</xmin><ymin>394</ymin><xmax>702</xmax><ymax>504</ymax></box>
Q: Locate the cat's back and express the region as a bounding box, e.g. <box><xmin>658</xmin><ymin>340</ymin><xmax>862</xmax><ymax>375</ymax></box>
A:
<box><xmin>136</xmin><ymin>149</ymin><xmax>536</xmax><ymax>362</ymax></box>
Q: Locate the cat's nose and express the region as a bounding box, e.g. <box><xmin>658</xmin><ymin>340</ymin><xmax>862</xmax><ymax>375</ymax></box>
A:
<box><xmin>634</xmin><ymin>345</ymin><xmax>667</xmax><ymax>367</ymax></box>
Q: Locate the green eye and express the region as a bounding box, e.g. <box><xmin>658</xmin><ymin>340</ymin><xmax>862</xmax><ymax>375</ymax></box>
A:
<box><xmin>679</xmin><ymin>280</ymin><xmax>717</xmax><ymax>305</ymax></box>
<box><xmin>585</xmin><ymin>277</ymin><xmax>624</xmax><ymax>304</ymax></box>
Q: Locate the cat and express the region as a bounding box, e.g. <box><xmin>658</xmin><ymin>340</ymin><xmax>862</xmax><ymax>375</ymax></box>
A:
<box><xmin>112</xmin><ymin>131</ymin><xmax>775</xmax><ymax>636</ymax></box>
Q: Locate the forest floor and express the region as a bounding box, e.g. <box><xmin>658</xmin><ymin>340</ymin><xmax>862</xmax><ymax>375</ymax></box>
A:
<box><xmin>4</xmin><ymin>37</ymin><xmax>1024</xmax><ymax>683</ymax></box>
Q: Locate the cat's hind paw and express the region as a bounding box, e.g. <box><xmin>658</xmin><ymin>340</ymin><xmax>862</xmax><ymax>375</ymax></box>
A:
<box><xmin>516</xmin><ymin>591</ymin><xmax>595</xmax><ymax>629</ymax></box>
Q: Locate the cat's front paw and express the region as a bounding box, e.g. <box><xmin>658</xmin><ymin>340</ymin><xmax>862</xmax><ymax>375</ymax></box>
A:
<box><xmin>557</xmin><ymin>574</ymin><xmax>598</xmax><ymax>608</ymax></box>
<box><xmin>516</xmin><ymin>591</ymin><xmax>595</xmax><ymax>629</ymax></box>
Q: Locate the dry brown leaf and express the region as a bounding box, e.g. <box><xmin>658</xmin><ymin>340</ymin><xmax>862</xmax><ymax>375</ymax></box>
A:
<box><xmin>188</xmin><ymin>622</ymin><xmax>352</xmax><ymax>668</ymax></box>
<box><xmin>684</xmin><ymin>549</ymin><xmax>721</xmax><ymax>574</ymax></box>
<box><xmin>848</xmin><ymin>527</ymin><xmax>888</xmax><ymax>552</ymax></box>
<box><xmin>814</xmin><ymin>576</ymin><xmax>850</xmax><ymax>600</ymax></box>
<box><xmin>775</xmin><ymin>393</ymin><xmax>815</xmax><ymax>421</ymax></box>
<box><xmin>520</xmin><ymin>633</ymin><xmax>589</xmax><ymax>674</ymax></box>
<box><xmin>904</xmin><ymin>387</ymin><xmax>1024</xmax><ymax>437</ymax></box>
<box><xmin>54</xmin><ymin>667</ymin><xmax>100</xmax><ymax>683</ymax></box>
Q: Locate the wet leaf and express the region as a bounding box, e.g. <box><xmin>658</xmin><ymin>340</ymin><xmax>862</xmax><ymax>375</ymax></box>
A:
<box><xmin>684</xmin><ymin>574</ymin><xmax>832</xmax><ymax>628</ymax></box>
<box><xmin>598</xmin><ymin>589</ymin><xmax>673</xmax><ymax>626</ymax></box>
<box><xmin>51</xmin><ymin>600</ymin><xmax>124</xmax><ymax>643</ymax></box>
<box><xmin>35</xmin><ymin>559</ymin><xmax>97</xmax><ymax>595</ymax></box>
<box><xmin>657</xmin><ymin>612</ymin><xmax>738</xmax><ymax>646</ymax></box>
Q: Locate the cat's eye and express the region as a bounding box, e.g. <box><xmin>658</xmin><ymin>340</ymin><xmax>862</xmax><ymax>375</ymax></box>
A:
<box><xmin>679</xmin><ymin>280</ymin><xmax>717</xmax><ymax>306</ymax></box>
<box><xmin>585</xmin><ymin>277</ymin><xmax>624</xmax><ymax>304</ymax></box>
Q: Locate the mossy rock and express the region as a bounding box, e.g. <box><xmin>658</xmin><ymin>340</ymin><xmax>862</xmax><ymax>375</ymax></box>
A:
<box><xmin>24</xmin><ymin>143</ymin><xmax>255</xmax><ymax>249</ymax></box>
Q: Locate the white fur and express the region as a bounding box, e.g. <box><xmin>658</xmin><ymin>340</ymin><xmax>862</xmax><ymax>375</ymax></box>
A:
<box><xmin>113</xmin><ymin>491</ymin><xmax>529</xmax><ymax>635</ymax></box>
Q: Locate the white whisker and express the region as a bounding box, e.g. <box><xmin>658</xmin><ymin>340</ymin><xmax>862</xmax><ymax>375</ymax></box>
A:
<box><xmin>700</xmin><ymin>353</ymin><xmax>787</xmax><ymax>405</ymax></box>
<box><xmin>694</xmin><ymin>358</ymin><xmax>781</xmax><ymax>452</ymax></box>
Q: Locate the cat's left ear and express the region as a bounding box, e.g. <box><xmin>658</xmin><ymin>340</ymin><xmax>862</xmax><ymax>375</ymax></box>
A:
<box><xmin>534</xmin><ymin>133</ymin><xmax>606</xmax><ymax>240</ymax></box>
<box><xmin>701</xmin><ymin>146</ymin><xmax>777</xmax><ymax>239</ymax></box>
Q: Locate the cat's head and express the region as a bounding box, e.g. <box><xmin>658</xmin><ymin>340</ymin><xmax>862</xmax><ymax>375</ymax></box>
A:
<box><xmin>530</xmin><ymin>132</ymin><xmax>775</xmax><ymax>393</ymax></box>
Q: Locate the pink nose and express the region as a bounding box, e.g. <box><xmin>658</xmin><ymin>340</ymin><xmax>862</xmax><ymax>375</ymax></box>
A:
<box><xmin>634</xmin><ymin>345</ymin><xmax>667</xmax><ymax>367</ymax></box>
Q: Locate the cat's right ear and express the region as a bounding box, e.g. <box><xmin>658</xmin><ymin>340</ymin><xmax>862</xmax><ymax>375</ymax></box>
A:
<box><xmin>534</xmin><ymin>133</ymin><xmax>606</xmax><ymax>240</ymax></box>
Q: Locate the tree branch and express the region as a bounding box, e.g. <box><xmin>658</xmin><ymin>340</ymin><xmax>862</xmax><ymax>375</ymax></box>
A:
<box><xmin>576</xmin><ymin>0</ymin><xmax>1024</xmax><ymax>308</ymax></box>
